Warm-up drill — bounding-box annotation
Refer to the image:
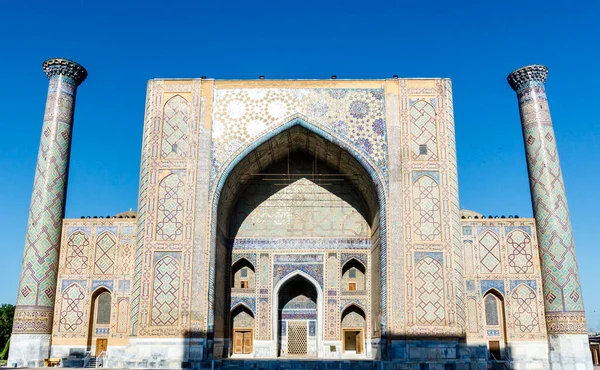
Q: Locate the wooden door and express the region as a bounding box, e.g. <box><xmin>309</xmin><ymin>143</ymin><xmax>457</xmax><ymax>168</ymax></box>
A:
<box><xmin>489</xmin><ymin>340</ymin><xmax>501</xmax><ymax>360</ymax></box>
<box><xmin>344</xmin><ymin>330</ymin><xmax>356</xmax><ymax>351</ymax></box>
<box><xmin>233</xmin><ymin>331</ymin><xmax>244</xmax><ymax>354</ymax></box>
<box><xmin>356</xmin><ymin>330</ymin><xmax>363</xmax><ymax>354</ymax></box>
<box><xmin>243</xmin><ymin>331</ymin><xmax>253</xmax><ymax>354</ymax></box>
<box><xmin>233</xmin><ymin>330</ymin><xmax>253</xmax><ymax>354</ymax></box>
<box><xmin>96</xmin><ymin>338</ymin><xmax>107</xmax><ymax>356</ymax></box>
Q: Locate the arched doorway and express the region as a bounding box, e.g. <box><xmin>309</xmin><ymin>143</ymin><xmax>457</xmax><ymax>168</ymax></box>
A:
<box><xmin>341</xmin><ymin>305</ymin><xmax>366</xmax><ymax>356</ymax></box>
<box><xmin>212</xmin><ymin>122</ymin><xmax>383</xmax><ymax>358</ymax></box>
<box><xmin>230</xmin><ymin>305</ymin><xmax>254</xmax><ymax>356</ymax></box>
<box><xmin>275</xmin><ymin>274</ymin><xmax>320</xmax><ymax>358</ymax></box>
<box><xmin>483</xmin><ymin>290</ymin><xmax>507</xmax><ymax>360</ymax></box>
<box><xmin>87</xmin><ymin>288</ymin><xmax>111</xmax><ymax>356</ymax></box>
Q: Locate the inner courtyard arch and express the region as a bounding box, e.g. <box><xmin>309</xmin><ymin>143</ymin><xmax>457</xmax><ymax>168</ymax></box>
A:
<box><xmin>212</xmin><ymin>122</ymin><xmax>383</xmax><ymax>358</ymax></box>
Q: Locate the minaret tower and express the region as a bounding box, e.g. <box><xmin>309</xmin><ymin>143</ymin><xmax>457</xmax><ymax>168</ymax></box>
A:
<box><xmin>9</xmin><ymin>58</ymin><xmax>87</xmax><ymax>367</ymax></box>
<box><xmin>507</xmin><ymin>65</ymin><xmax>592</xmax><ymax>369</ymax></box>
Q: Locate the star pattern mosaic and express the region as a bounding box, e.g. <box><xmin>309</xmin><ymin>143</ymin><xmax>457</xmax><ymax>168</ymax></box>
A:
<box><xmin>211</xmin><ymin>88</ymin><xmax>388</xmax><ymax>180</ymax></box>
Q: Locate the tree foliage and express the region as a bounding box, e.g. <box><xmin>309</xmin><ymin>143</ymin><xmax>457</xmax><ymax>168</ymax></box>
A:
<box><xmin>0</xmin><ymin>304</ymin><xmax>14</xmax><ymax>359</ymax></box>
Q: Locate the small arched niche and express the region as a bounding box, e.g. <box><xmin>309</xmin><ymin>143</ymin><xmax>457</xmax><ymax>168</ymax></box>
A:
<box><xmin>231</xmin><ymin>258</ymin><xmax>255</xmax><ymax>290</ymax></box>
<box><xmin>341</xmin><ymin>305</ymin><xmax>366</xmax><ymax>355</ymax></box>
<box><xmin>341</xmin><ymin>258</ymin><xmax>366</xmax><ymax>292</ymax></box>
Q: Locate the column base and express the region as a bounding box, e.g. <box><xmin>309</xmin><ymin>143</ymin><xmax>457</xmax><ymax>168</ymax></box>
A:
<box><xmin>548</xmin><ymin>333</ymin><xmax>593</xmax><ymax>370</ymax></box>
<box><xmin>7</xmin><ymin>333</ymin><xmax>51</xmax><ymax>367</ymax></box>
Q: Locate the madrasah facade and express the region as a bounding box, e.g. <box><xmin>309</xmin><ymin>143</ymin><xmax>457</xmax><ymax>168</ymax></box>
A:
<box><xmin>8</xmin><ymin>58</ymin><xmax>593</xmax><ymax>369</ymax></box>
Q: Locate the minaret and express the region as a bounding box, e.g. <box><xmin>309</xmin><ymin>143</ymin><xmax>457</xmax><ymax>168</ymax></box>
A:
<box><xmin>507</xmin><ymin>65</ymin><xmax>592</xmax><ymax>369</ymax></box>
<box><xmin>8</xmin><ymin>58</ymin><xmax>87</xmax><ymax>367</ymax></box>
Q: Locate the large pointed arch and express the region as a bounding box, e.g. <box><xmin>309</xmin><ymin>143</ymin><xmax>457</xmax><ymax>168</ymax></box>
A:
<box><xmin>205</xmin><ymin>116</ymin><xmax>390</xmax><ymax>341</ymax></box>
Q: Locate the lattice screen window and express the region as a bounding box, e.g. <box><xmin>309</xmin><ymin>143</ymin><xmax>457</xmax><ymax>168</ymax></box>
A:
<box><xmin>287</xmin><ymin>321</ymin><xmax>308</xmax><ymax>355</ymax></box>
<box><xmin>96</xmin><ymin>292</ymin><xmax>111</xmax><ymax>324</ymax></box>
<box><xmin>485</xmin><ymin>294</ymin><xmax>499</xmax><ymax>325</ymax></box>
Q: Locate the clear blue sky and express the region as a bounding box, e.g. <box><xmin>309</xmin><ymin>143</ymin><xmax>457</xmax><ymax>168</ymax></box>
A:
<box><xmin>1</xmin><ymin>1</ymin><xmax>599</xmax><ymax>330</ymax></box>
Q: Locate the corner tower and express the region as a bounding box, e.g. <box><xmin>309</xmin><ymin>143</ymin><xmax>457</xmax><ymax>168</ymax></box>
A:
<box><xmin>9</xmin><ymin>58</ymin><xmax>87</xmax><ymax>367</ymax></box>
<box><xmin>507</xmin><ymin>65</ymin><xmax>592</xmax><ymax>369</ymax></box>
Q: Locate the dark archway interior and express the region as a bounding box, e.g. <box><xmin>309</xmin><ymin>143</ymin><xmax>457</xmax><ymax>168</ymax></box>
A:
<box><xmin>342</xmin><ymin>258</ymin><xmax>366</xmax><ymax>275</ymax></box>
<box><xmin>217</xmin><ymin>125</ymin><xmax>380</xmax><ymax>237</ymax></box>
<box><xmin>278</xmin><ymin>275</ymin><xmax>318</xmax><ymax>310</ymax></box>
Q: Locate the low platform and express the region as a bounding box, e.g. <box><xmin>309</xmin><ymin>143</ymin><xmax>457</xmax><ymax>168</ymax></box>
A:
<box><xmin>186</xmin><ymin>359</ymin><xmax>484</xmax><ymax>370</ymax></box>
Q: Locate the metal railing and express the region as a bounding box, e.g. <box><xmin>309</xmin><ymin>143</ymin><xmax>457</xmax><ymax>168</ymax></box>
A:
<box><xmin>82</xmin><ymin>351</ymin><xmax>92</xmax><ymax>368</ymax></box>
<box><xmin>96</xmin><ymin>351</ymin><xmax>107</xmax><ymax>368</ymax></box>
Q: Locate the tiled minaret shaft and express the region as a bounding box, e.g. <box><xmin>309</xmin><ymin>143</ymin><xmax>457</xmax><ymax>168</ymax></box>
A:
<box><xmin>9</xmin><ymin>58</ymin><xmax>87</xmax><ymax>367</ymax></box>
<box><xmin>508</xmin><ymin>65</ymin><xmax>592</xmax><ymax>369</ymax></box>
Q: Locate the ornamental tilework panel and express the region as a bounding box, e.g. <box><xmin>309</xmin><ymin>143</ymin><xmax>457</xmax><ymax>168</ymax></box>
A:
<box><xmin>117</xmin><ymin>299</ymin><xmax>129</xmax><ymax>333</ymax></box>
<box><xmin>151</xmin><ymin>256</ymin><xmax>181</xmax><ymax>326</ymax></box>
<box><xmin>211</xmin><ymin>88</ymin><xmax>388</xmax><ymax>182</ymax></box>
<box><xmin>414</xmin><ymin>257</ymin><xmax>445</xmax><ymax>325</ymax></box>
<box><xmin>161</xmin><ymin>95</ymin><xmax>190</xmax><ymax>159</ymax></box>
<box><xmin>327</xmin><ymin>254</ymin><xmax>338</xmax><ymax>287</ymax></box>
<box><xmin>481</xmin><ymin>280</ymin><xmax>504</xmax><ymax>295</ymax></box>
<box><xmin>65</xmin><ymin>231</ymin><xmax>90</xmax><ymax>274</ymax></box>
<box><xmin>155</xmin><ymin>170</ymin><xmax>186</xmax><ymax>241</ymax></box>
<box><xmin>479</xmin><ymin>230</ymin><xmax>502</xmax><ymax>274</ymax></box>
<box><xmin>511</xmin><ymin>284</ymin><xmax>540</xmax><ymax>333</ymax></box>
<box><xmin>340</xmin><ymin>253</ymin><xmax>367</xmax><ymax>268</ymax></box>
<box><xmin>273</xmin><ymin>264</ymin><xmax>323</xmax><ymax>288</ymax></box>
<box><xmin>94</xmin><ymin>231</ymin><xmax>116</xmax><ymax>274</ymax></box>
<box><xmin>412</xmin><ymin>174</ymin><xmax>442</xmax><ymax>241</ymax></box>
<box><xmin>58</xmin><ymin>283</ymin><xmax>85</xmax><ymax>333</ymax></box>
<box><xmin>231</xmin><ymin>297</ymin><xmax>256</xmax><ymax>312</ymax></box>
<box><xmin>232</xmin><ymin>253</ymin><xmax>257</xmax><ymax>268</ymax></box>
<box><xmin>464</xmin><ymin>240</ymin><xmax>474</xmax><ymax>275</ymax></box>
<box><xmin>326</xmin><ymin>299</ymin><xmax>339</xmax><ymax>340</ymax></box>
<box><xmin>506</xmin><ymin>230</ymin><xmax>534</xmax><ymax>274</ymax></box>
<box><xmin>409</xmin><ymin>99</ymin><xmax>438</xmax><ymax>161</ymax></box>
<box><xmin>466</xmin><ymin>298</ymin><xmax>478</xmax><ymax>333</ymax></box>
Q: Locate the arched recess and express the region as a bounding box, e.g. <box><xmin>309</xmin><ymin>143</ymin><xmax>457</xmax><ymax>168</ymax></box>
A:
<box><xmin>483</xmin><ymin>289</ymin><xmax>507</xmax><ymax>360</ymax></box>
<box><xmin>87</xmin><ymin>288</ymin><xmax>112</xmax><ymax>350</ymax></box>
<box><xmin>510</xmin><ymin>283</ymin><xmax>540</xmax><ymax>333</ymax></box>
<box><xmin>230</xmin><ymin>304</ymin><xmax>255</xmax><ymax>355</ymax></box>
<box><xmin>59</xmin><ymin>283</ymin><xmax>86</xmax><ymax>333</ymax></box>
<box><xmin>506</xmin><ymin>230</ymin><xmax>534</xmax><ymax>274</ymax></box>
<box><xmin>207</xmin><ymin>117</ymin><xmax>388</xmax><ymax>356</ymax></box>
<box><xmin>341</xmin><ymin>258</ymin><xmax>366</xmax><ymax>292</ymax></box>
<box><xmin>161</xmin><ymin>95</ymin><xmax>190</xmax><ymax>159</ymax></box>
<box><xmin>272</xmin><ymin>271</ymin><xmax>322</xmax><ymax>358</ymax></box>
<box><xmin>340</xmin><ymin>305</ymin><xmax>366</xmax><ymax>355</ymax></box>
<box><xmin>231</xmin><ymin>258</ymin><xmax>255</xmax><ymax>290</ymax></box>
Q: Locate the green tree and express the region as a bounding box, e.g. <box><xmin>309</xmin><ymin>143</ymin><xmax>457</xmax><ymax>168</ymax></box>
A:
<box><xmin>0</xmin><ymin>304</ymin><xmax>14</xmax><ymax>359</ymax></box>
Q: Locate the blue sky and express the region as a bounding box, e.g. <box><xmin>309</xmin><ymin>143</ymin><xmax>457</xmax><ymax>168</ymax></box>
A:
<box><xmin>1</xmin><ymin>1</ymin><xmax>599</xmax><ymax>330</ymax></box>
